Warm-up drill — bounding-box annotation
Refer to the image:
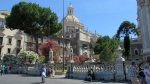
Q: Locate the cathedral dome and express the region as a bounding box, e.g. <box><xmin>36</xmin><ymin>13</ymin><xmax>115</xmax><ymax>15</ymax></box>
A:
<box><xmin>64</xmin><ymin>15</ymin><xmax>80</xmax><ymax>23</ymax></box>
<box><xmin>62</xmin><ymin>3</ymin><xmax>80</xmax><ymax>23</ymax></box>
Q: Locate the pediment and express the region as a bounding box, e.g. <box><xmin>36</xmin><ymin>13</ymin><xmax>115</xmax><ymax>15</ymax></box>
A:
<box><xmin>15</xmin><ymin>36</ymin><xmax>23</xmax><ymax>39</ymax></box>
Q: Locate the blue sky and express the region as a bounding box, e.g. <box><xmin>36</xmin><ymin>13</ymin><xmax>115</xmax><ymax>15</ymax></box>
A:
<box><xmin>0</xmin><ymin>0</ymin><xmax>137</xmax><ymax>38</ymax></box>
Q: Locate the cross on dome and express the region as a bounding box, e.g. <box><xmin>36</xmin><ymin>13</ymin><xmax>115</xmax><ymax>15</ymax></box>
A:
<box><xmin>69</xmin><ymin>3</ymin><xmax>72</xmax><ymax>7</ymax></box>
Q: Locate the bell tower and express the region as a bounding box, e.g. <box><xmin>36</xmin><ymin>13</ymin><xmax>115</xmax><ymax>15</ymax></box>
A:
<box><xmin>137</xmin><ymin>0</ymin><xmax>150</xmax><ymax>60</ymax></box>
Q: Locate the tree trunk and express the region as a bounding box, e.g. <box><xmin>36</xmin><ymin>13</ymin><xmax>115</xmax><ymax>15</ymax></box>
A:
<box><xmin>34</xmin><ymin>37</ymin><xmax>39</xmax><ymax>54</ymax></box>
<box><xmin>41</xmin><ymin>37</ymin><xmax>43</xmax><ymax>43</ymax></box>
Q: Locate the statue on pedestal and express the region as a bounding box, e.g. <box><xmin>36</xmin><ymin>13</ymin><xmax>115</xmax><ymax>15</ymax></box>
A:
<box><xmin>70</xmin><ymin>47</ymin><xmax>74</xmax><ymax>61</ymax></box>
<box><xmin>49</xmin><ymin>48</ymin><xmax>53</xmax><ymax>62</ymax></box>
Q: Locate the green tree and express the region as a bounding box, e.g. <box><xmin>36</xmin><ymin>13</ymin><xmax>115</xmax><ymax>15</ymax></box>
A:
<box><xmin>123</xmin><ymin>36</ymin><xmax>131</xmax><ymax>58</ymax></box>
<box><xmin>6</xmin><ymin>2</ymin><xmax>62</xmax><ymax>53</ymax></box>
<box><xmin>116</xmin><ymin>21</ymin><xmax>138</xmax><ymax>59</ymax></box>
<box><xmin>93</xmin><ymin>36</ymin><xmax>119</xmax><ymax>62</ymax></box>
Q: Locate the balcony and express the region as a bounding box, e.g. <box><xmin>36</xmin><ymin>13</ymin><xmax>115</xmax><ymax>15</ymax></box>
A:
<box><xmin>26</xmin><ymin>46</ymin><xmax>35</xmax><ymax>51</ymax></box>
<box><xmin>26</xmin><ymin>40</ymin><xmax>35</xmax><ymax>44</ymax></box>
<box><xmin>16</xmin><ymin>45</ymin><xmax>22</xmax><ymax>50</ymax></box>
<box><xmin>0</xmin><ymin>43</ymin><xmax>4</xmax><ymax>48</ymax></box>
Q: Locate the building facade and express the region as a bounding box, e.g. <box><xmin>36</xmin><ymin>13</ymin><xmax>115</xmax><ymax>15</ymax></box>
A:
<box><xmin>0</xmin><ymin>10</ymin><xmax>38</xmax><ymax>59</ymax></box>
<box><xmin>62</xmin><ymin>4</ymin><xmax>100</xmax><ymax>56</ymax></box>
<box><xmin>136</xmin><ymin>0</ymin><xmax>150</xmax><ymax>61</ymax></box>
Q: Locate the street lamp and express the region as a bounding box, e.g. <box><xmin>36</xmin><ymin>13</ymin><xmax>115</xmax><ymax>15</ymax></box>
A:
<box><xmin>89</xmin><ymin>43</ymin><xmax>93</xmax><ymax>61</ymax></box>
<box><xmin>62</xmin><ymin>0</ymin><xmax>65</xmax><ymax>72</ymax></box>
<box><xmin>49</xmin><ymin>14</ymin><xmax>51</xmax><ymax>38</ymax></box>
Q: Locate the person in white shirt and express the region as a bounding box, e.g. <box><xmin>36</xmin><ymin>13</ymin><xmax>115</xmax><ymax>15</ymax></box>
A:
<box><xmin>143</xmin><ymin>63</ymin><xmax>150</xmax><ymax>84</ymax></box>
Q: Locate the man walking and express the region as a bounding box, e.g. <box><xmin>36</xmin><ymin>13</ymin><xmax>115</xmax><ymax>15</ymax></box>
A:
<box><xmin>129</xmin><ymin>62</ymin><xmax>140</xmax><ymax>84</ymax></box>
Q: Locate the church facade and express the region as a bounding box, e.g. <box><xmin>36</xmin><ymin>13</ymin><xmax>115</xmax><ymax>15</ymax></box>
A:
<box><xmin>61</xmin><ymin>4</ymin><xmax>100</xmax><ymax>56</ymax></box>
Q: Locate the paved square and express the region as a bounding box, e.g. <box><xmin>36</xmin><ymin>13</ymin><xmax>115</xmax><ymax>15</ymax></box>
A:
<box><xmin>0</xmin><ymin>74</ymin><xmax>130</xmax><ymax>84</ymax></box>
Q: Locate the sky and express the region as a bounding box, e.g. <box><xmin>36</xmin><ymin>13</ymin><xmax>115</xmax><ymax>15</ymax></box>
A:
<box><xmin>0</xmin><ymin>0</ymin><xmax>137</xmax><ymax>38</ymax></box>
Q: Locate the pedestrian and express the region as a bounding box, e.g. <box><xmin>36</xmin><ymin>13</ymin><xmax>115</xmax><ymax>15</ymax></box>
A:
<box><xmin>6</xmin><ymin>65</ymin><xmax>10</xmax><ymax>74</ymax></box>
<box><xmin>138</xmin><ymin>62</ymin><xmax>146</xmax><ymax>84</ymax></box>
<box><xmin>0</xmin><ymin>65</ymin><xmax>2</xmax><ymax>76</ymax></box>
<box><xmin>9</xmin><ymin>66</ymin><xmax>12</xmax><ymax>73</ymax></box>
<box><xmin>88</xmin><ymin>68</ymin><xmax>95</xmax><ymax>80</ymax></box>
<box><xmin>143</xmin><ymin>63</ymin><xmax>150</xmax><ymax>84</ymax></box>
<box><xmin>128</xmin><ymin>62</ymin><xmax>140</xmax><ymax>84</ymax></box>
<box><xmin>2</xmin><ymin>65</ymin><xmax>5</xmax><ymax>75</ymax></box>
<box><xmin>48</xmin><ymin>66</ymin><xmax>52</xmax><ymax>77</ymax></box>
<box><xmin>40</xmin><ymin>64</ymin><xmax>46</xmax><ymax>83</ymax></box>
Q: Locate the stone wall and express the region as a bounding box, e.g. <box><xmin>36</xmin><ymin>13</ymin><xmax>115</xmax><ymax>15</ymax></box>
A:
<box><xmin>66</xmin><ymin>61</ymin><xmax>138</xmax><ymax>81</ymax></box>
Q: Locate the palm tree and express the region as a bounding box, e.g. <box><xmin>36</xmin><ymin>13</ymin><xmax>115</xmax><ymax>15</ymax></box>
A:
<box><xmin>116</xmin><ymin>21</ymin><xmax>139</xmax><ymax>60</ymax></box>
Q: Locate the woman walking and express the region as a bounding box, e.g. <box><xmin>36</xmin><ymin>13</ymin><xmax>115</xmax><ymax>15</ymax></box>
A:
<box><xmin>138</xmin><ymin>63</ymin><xmax>146</xmax><ymax>84</ymax></box>
<box><xmin>40</xmin><ymin>64</ymin><xmax>46</xmax><ymax>83</ymax></box>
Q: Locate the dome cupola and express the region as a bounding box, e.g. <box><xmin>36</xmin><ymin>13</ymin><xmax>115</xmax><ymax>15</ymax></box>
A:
<box><xmin>67</xmin><ymin>3</ymin><xmax>74</xmax><ymax>15</ymax></box>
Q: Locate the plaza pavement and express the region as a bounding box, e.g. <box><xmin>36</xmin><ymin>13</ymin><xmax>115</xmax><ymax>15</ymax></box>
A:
<box><xmin>0</xmin><ymin>74</ymin><xmax>131</xmax><ymax>84</ymax></box>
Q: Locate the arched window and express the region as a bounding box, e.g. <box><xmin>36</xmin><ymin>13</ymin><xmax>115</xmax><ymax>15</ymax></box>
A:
<box><xmin>82</xmin><ymin>44</ymin><xmax>88</xmax><ymax>49</ymax></box>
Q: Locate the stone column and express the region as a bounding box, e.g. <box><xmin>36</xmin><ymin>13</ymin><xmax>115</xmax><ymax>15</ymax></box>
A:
<box><xmin>115</xmin><ymin>45</ymin><xmax>125</xmax><ymax>81</ymax></box>
<box><xmin>69</xmin><ymin>46</ymin><xmax>74</xmax><ymax>63</ymax></box>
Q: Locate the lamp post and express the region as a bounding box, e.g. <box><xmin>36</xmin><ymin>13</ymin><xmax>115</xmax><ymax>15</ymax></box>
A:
<box><xmin>62</xmin><ymin>0</ymin><xmax>65</xmax><ymax>72</ymax></box>
<box><xmin>49</xmin><ymin>14</ymin><xmax>51</xmax><ymax>38</ymax></box>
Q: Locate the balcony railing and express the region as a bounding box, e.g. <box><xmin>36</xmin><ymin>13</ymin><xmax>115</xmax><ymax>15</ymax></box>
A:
<box><xmin>16</xmin><ymin>45</ymin><xmax>22</xmax><ymax>50</ymax></box>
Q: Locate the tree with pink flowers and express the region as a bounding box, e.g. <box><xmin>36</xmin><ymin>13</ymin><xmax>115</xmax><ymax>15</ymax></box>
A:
<box><xmin>39</xmin><ymin>39</ymin><xmax>60</xmax><ymax>62</ymax></box>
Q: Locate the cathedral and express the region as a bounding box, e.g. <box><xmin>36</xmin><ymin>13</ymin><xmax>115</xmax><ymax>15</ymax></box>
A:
<box><xmin>61</xmin><ymin>4</ymin><xmax>100</xmax><ymax>56</ymax></box>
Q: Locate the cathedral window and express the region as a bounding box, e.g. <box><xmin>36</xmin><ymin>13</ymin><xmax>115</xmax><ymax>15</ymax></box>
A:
<box><xmin>7</xmin><ymin>48</ymin><xmax>11</xmax><ymax>53</ymax></box>
<box><xmin>0</xmin><ymin>37</ymin><xmax>3</xmax><ymax>45</ymax></box>
<box><xmin>8</xmin><ymin>38</ymin><xmax>12</xmax><ymax>44</ymax></box>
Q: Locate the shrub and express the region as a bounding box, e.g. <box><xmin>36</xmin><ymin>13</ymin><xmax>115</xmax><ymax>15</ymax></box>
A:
<box><xmin>38</xmin><ymin>56</ymin><xmax>46</xmax><ymax>63</ymax></box>
<box><xmin>3</xmin><ymin>54</ymin><xmax>18</xmax><ymax>64</ymax></box>
<box><xmin>17</xmin><ymin>50</ymin><xmax>39</xmax><ymax>64</ymax></box>
<box><xmin>79</xmin><ymin>55</ymin><xmax>89</xmax><ymax>62</ymax></box>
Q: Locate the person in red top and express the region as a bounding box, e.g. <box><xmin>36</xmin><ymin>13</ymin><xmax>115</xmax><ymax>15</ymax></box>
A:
<box><xmin>9</xmin><ymin>66</ymin><xmax>12</xmax><ymax>73</ymax></box>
